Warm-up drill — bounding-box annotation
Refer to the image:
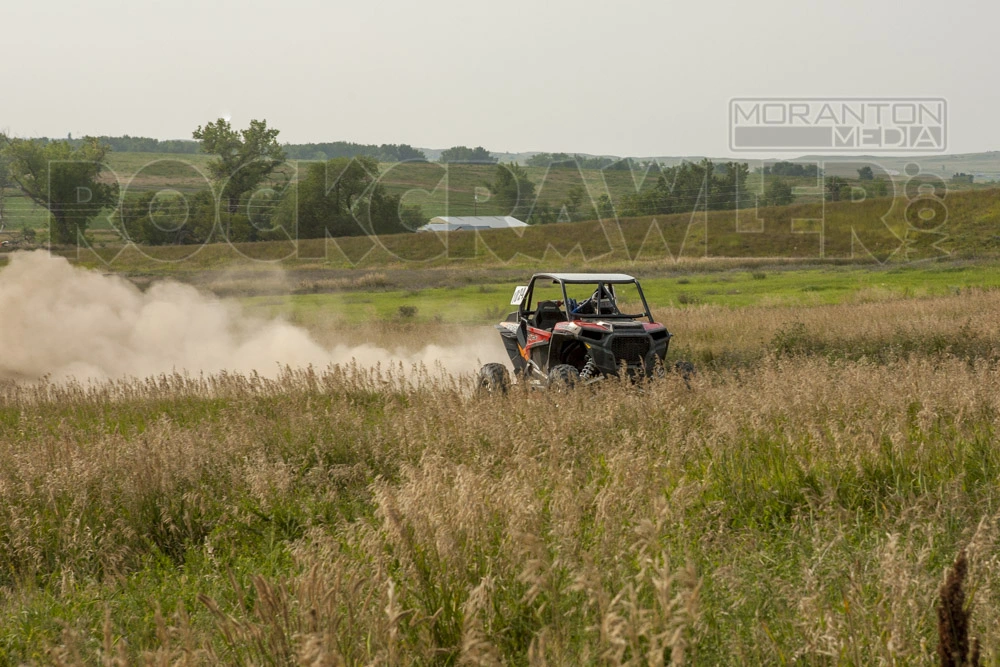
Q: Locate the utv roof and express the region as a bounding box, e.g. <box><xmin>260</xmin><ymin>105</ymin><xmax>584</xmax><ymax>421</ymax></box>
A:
<box><xmin>533</xmin><ymin>272</ymin><xmax>637</xmax><ymax>283</ymax></box>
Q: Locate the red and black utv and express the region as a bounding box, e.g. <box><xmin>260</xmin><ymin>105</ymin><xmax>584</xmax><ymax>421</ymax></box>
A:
<box><xmin>480</xmin><ymin>272</ymin><xmax>675</xmax><ymax>390</ymax></box>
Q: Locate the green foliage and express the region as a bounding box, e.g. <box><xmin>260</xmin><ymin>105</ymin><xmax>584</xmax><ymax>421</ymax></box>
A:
<box><xmin>761</xmin><ymin>178</ymin><xmax>794</xmax><ymax>207</ymax></box>
<box><xmin>869</xmin><ymin>178</ymin><xmax>890</xmax><ymax>197</ymax></box>
<box><xmin>763</xmin><ymin>161</ymin><xmax>821</xmax><ymax>177</ymax></box>
<box><xmin>118</xmin><ymin>190</ymin><xmax>218</xmax><ymax>245</ymax></box>
<box><xmin>526</xmin><ymin>152</ymin><xmax>620</xmax><ymax>169</ymax></box>
<box><xmin>857</xmin><ymin>165</ymin><xmax>875</xmax><ymax>181</ymax></box>
<box><xmin>116</xmin><ymin>184</ymin><xmax>294</xmax><ymax>246</ymax></box>
<box><xmin>193</xmin><ymin>118</ymin><xmax>285</xmax><ymax>218</ymax></box>
<box><xmin>270</xmin><ymin>157</ymin><xmax>422</xmax><ymax>240</ymax></box>
<box><xmin>556</xmin><ymin>184</ymin><xmax>595</xmax><ymax>222</ymax></box>
<box><xmin>603</xmin><ymin>157</ymin><xmax>640</xmax><ymax>171</ymax></box>
<box><xmin>528</xmin><ymin>201</ymin><xmax>556</xmax><ymax>225</ymax></box>
<box><xmin>439</xmin><ymin>145</ymin><xmax>496</xmax><ymax>164</ymax></box>
<box><xmin>824</xmin><ymin>176</ymin><xmax>853</xmax><ymax>202</ymax></box>
<box><xmin>488</xmin><ymin>162</ymin><xmax>536</xmax><ymax>221</ymax></box>
<box><xmin>0</xmin><ymin>152</ymin><xmax>10</xmax><ymax>223</ymax></box>
<box><xmin>619</xmin><ymin>159</ymin><xmax>752</xmax><ymax>216</ymax></box>
<box><xmin>282</xmin><ymin>142</ymin><xmax>426</xmax><ymax>162</ymax></box>
<box><xmin>0</xmin><ymin>136</ymin><xmax>118</xmax><ymax>244</ymax></box>
<box><xmin>28</xmin><ymin>135</ymin><xmax>201</xmax><ymax>154</ymax></box>
<box><xmin>45</xmin><ymin>136</ymin><xmax>426</xmax><ymax>162</ymax></box>
<box><xmin>595</xmin><ymin>193</ymin><xmax>615</xmax><ymax>219</ymax></box>
<box><xmin>0</xmin><ymin>151</ymin><xmax>11</xmax><ymax>192</ymax></box>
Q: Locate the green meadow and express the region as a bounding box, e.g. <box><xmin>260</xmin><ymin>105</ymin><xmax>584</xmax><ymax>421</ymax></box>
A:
<box><xmin>239</xmin><ymin>261</ymin><xmax>1000</xmax><ymax>326</ymax></box>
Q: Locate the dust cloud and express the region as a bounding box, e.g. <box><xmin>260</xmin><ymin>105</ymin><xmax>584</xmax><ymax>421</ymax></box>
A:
<box><xmin>0</xmin><ymin>252</ymin><xmax>505</xmax><ymax>383</ymax></box>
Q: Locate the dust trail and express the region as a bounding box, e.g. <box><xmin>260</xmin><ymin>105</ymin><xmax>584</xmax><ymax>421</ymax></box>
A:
<box><xmin>0</xmin><ymin>252</ymin><xmax>505</xmax><ymax>382</ymax></box>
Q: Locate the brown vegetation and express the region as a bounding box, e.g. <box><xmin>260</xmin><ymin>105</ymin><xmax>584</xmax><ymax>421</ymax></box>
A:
<box><xmin>1</xmin><ymin>284</ymin><xmax>999</xmax><ymax>662</ymax></box>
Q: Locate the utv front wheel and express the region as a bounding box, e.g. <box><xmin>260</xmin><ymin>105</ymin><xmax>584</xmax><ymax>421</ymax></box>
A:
<box><xmin>547</xmin><ymin>364</ymin><xmax>580</xmax><ymax>389</ymax></box>
<box><xmin>477</xmin><ymin>363</ymin><xmax>511</xmax><ymax>395</ymax></box>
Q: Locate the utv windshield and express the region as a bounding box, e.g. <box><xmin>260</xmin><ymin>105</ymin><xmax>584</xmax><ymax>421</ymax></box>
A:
<box><xmin>562</xmin><ymin>281</ymin><xmax>652</xmax><ymax>321</ymax></box>
<box><xmin>521</xmin><ymin>276</ymin><xmax>654</xmax><ymax>323</ymax></box>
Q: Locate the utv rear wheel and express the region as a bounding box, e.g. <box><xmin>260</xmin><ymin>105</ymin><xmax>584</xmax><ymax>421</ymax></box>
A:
<box><xmin>477</xmin><ymin>363</ymin><xmax>511</xmax><ymax>395</ymax></box>
<box><xmin>548</xmin><ymin>364</ymin><xmax>580</xmax><ymax>389</ymax></box>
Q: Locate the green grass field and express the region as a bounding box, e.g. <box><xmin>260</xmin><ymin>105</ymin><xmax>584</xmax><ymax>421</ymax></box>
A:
<box><xmin>238</xmin><ymin>261</ymin><xmax>1000</xmax><ymax>327</ymax></box>
<box><xmin>2</xmin><ymin>282</ymin><xmax>1000</xmax><ymax>662</ymax></box>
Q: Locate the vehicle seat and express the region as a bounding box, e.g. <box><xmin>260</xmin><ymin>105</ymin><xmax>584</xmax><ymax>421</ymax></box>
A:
<box><xmin>596</xmin><ymin>298</ymin><xmax>618</xmax><ymax>316</ymax></box>
<box><xmin>533</xmin><ymin>300</ymin><xmax>567</xmax><ymax>330</ymax></box>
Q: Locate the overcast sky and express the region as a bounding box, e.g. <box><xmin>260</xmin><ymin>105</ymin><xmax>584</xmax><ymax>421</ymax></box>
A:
<box><xmin>3</xmin><ymin>0</ymin><xmax>997</xmax><ymax>157</ymax></box>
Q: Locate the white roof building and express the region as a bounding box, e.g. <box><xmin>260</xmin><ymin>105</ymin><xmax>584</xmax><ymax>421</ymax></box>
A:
<box><xmin>417</xmin><ymin>216</ymin><xmax>528</xmax><ymax>232</ymax></box>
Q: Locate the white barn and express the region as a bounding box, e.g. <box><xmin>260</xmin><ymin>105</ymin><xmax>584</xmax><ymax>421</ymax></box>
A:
<box><xmin>417</xmin><ymin>216</ymin><xmax>528</xmax><ymax>232</ymax></box>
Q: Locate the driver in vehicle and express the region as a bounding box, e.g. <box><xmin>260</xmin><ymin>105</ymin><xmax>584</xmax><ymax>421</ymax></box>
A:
<box><xmin>570</xmin><ymin>285</ymin><xmax>618</xmax><ymax>316</ymax></box>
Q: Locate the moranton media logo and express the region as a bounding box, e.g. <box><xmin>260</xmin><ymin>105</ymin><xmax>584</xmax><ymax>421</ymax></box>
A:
<box><xmin>729</xmin><ymin>98</ymin><xmax>946</xmax><ymax>153</ymax></box>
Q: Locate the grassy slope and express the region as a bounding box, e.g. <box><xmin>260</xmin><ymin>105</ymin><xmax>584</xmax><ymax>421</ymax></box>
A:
<box><xmin>37</xmin><ymin>186</ymin><xmax>997</xmax><ymax>276</ymax></box>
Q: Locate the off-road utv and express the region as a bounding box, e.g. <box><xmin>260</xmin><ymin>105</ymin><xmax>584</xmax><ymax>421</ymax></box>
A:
<box><xmin>480</xmin><ymin>273</ymin><xmax>675</xmax><ymax>391</ymax></box>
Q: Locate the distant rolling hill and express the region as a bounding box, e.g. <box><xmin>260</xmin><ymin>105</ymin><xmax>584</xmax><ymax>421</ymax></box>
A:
<box><xmin>419</xmin><ymin>147</ymin><xmax>1000</xmax><ymax>182</ymax></box>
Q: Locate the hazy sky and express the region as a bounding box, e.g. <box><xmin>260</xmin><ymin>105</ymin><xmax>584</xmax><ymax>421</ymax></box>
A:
<box><xmin>4</xmin><ymin>0</ymin><xmax>998</xmax><ymax>156</ymax></box>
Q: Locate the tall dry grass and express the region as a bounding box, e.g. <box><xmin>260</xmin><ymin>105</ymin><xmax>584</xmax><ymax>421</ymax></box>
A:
<box><xmin>660</xmin><ymin>286</ymin><xmax>1000</xmax><ymax>367</ymax></box>
<box><xmin>1</xmin><ymin>294</ymin><xmax>999</xmax><ymax>664</ymax></box>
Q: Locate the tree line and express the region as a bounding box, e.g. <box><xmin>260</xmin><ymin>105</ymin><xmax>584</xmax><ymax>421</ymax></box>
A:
<box><xmin>33</xmin><ymin>135</ymin><xmax>431</xmax><ymax>163</ymax></box>
<box><xmin>0</xmin><ymin>121</ymin><xmax>428</xmax><ymax>246</ymax></box>
<box><xmin>2</xmin><ymin>120</ymin><xmax>845</xmax><ymax>247</ymax></box>
<box><xmin>761</xmin><ymin>161</ymin><xmax>822</xmax><ymax>178</ymax></box>
<box><xmin>437</xmin><ymin>146</ymin><xmax>496</xmax><ymax>163</ymax></box>
<box><xmin>485</xmin><ymin>158</ymin><xmax>768</xmax><ymax>224</ymax></box>
<box><xmin>615</xmin><ymin>160</ymin><xmax>755</xmax><ymax>217</ymax></box>
<box><xmin>525</xmin><ymin>153</ymin><xmax>637</xmax><ymax>170</ymax></box>
<box><xmin>282</xmin><ymin>142</ymin><xmax>427</xmax><ymax>163</ymax></box>
<box><xmin>27</xmin><ymin>135</ymin><xmax>202</xmax><ymax>154</ymax></box>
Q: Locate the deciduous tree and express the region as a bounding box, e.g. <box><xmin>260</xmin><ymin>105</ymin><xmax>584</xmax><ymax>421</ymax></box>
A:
<box><xmin>271</xmin><ymin>157</ymin><xmax>422</xmax><ymax>239</ymax></box>
<box><xmin>0</xmin><ymin>135</ymin><xmax>118</xmax><ymax>244</ymax></box>
<box><xmin>439</xmin><ymin>146</ymin><xmax>496</xmax><ymax>164</ymax></box>
<box><xmin>488</xmin><ymin>163</ymin><xmax>535</xmax><ymax>220</ymax></box>
<box><xmin>762</xmin><ymin>179</ymin><xmax>794</xmax><ymax>207</ymax></box>
<box><xmin>193</xmin><ymin>119</ymin><xmax>285</xmax><ymax>217</ymax></box>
